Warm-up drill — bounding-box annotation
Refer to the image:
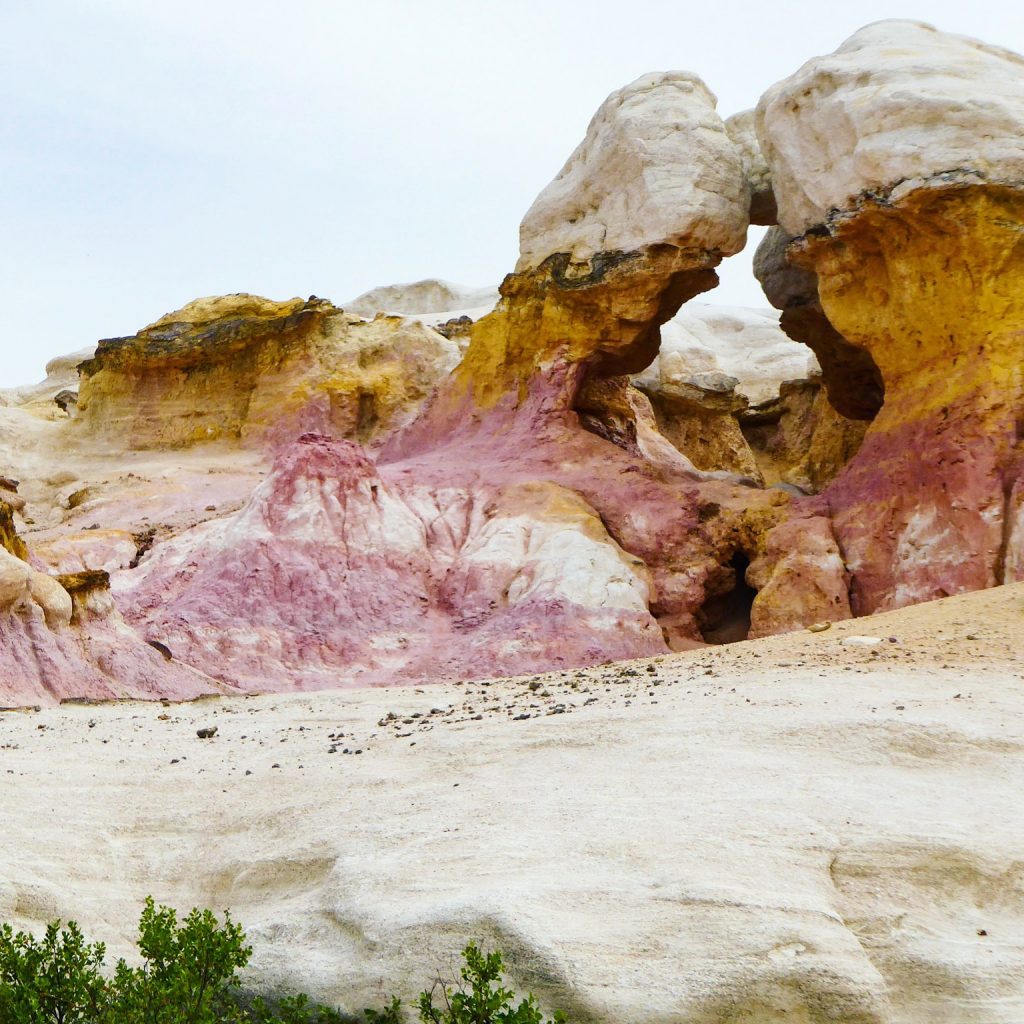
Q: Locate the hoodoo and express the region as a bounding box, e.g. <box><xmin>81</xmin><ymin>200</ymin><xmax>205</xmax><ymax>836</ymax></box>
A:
<box><xmin>758</xmin><ymin>19</ymin><xmax>1024</xmax><ymax>613</ymax></box>
<box><xmin>455</xmin><ymin>72</ymin><xmax>749</xmax><ymax>405</ymax></box>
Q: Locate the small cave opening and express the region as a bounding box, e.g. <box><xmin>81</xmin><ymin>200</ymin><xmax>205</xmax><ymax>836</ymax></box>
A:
<box><xmin>696</xmin><ymin>551</ymin><xmax>757</xmax><ymax>645</ymax></box>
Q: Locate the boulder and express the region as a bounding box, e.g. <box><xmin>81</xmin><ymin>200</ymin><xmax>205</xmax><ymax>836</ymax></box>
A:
<box><xmin>757</xmin><ymin>19</ymin><xmax>1024</xmax><ymax>235</ymax></box>
<box><xmin>456</xmin><ymin>71</ymin><xmax>749</xmax><ymax>402</ymax></box>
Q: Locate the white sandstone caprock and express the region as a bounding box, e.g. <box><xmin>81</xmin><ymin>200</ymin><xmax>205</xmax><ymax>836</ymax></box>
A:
<box><xmin>725</xmin><ymin>109</ymin><xmax>775</xmax><ymax>224</ymax></box>
<box><xmin>518</xmin><ymin>71</ymin><xmax>749</xmax><ymax>271</ymax></box>
<box><xmin>757</xmin><ymin>20</ymin><xmax>1024</xmax><ymax>234</ymax></box>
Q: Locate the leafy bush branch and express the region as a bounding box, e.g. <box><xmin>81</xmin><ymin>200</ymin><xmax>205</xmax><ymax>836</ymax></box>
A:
<box><xmin>0</xmin><ymin>900</ymin><xmax>564</xmax><ymax>1024</ymax></box>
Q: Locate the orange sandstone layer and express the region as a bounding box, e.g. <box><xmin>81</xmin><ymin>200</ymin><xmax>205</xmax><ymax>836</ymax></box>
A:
<box><xmin>793</xmin><ymin>183</ymin><xmax>1024</xmax><ymax>612</ymax></box>
<box><xmin>76</xmin><ymin>295</ymin><xmax>458</xmax><ymax>449</ymax></box>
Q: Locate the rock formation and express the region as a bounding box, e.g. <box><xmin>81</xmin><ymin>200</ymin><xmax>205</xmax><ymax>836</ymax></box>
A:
<box><xmin>0</xmin><ymin>64</ymin><xmax>876</xmax><ymax>706</ymax></box>
<box><xmin>5</xmin><ymin>21</ymin><xmax>1024</xmax><ymax>1024</ymax></box>
<box><xmin>0</xmin><ymin>347</ymin><xmax>94</xmax><ymax>418</ymax></box>
<box><xmin>758</xmin><ymin>19</ymin><xmax>1024</xmax><ymax>613</ymax></box>
<box><xmin>375</xmin><ymin>71</ymin><xmax>848</xmax><ymax>656</ymax></box>
<box><xmin>116</xmin><ymin>433</ymin><xmax>664</xmax><ymax>689</ymax></box>
<box><xmin>633</xmin><ymin>371</ymin><xmax>757</xmax><ymax>480</ymax></box>
<box><xmin>344</xmin><ymin>279</ymin><xmax>499</xmax><ymax>320</ymax></box>
<box><xmin>633</xmin><ymin>304</ymin><xmax>828</xmax><ymax>480</ymax></box>
<box><xmin>724</xmin><ymin>109</ymin><xmax>776</xmax><ymax>225</ymax></box>
<box><xmin>77</xmin><ymin>294</ymin><xmax>459</xmax><ymax>449</ymax></box>
<box><xmin>753</xmin><ymin>227</ymin><xmax>884</xmax><ymax>421</ymax></box>
<box><xmin>739</xmin><ymin>377</ymin><xmax>869</xmax><ymax>494</ymax></box>
<box><xmin>0</xmin><ymin>494</ymin><xmax>222</xmax><ymax>706</ymax></box>
<box><xmin>6</xmin><ymin>21</ymin><xmax>1024</xmax><ymax>702</ymax></box>
<box><xmin>451</xmin><ymin>72</ymin><xmax>749</xmax><ymax>404</ymax></box>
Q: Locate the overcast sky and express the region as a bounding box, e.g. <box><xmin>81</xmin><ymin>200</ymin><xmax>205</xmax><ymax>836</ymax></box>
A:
<box><xmin>2</xmin><ymin>1</ymin><xmax>1023</xmax><ymax>386</ymax></box>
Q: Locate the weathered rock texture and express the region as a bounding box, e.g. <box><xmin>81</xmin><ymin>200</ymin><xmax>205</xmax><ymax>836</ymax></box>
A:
<box><xmin>758</xmin><ymin>20</ymin><xmax>1024</xmax><ymax>235</ymax></box>
<box><xmin>753</xmin><ymin>227</ymin><xmax>883</xmax><ymax>421</ymax></box>
<box><xmin>458</xmin><ymin>72</ymin><xmax>749</xmax><ymax>400</ymax></box>
<box><xmin>12</xmin><ymin>24</ymin><xmax>1024</xmax><ymax>700</ymax></box>
<box><xmin>117</xmin><ymin>433</ymin><xmax>664</xmax><ymax>689</ymax></box>
<box><xmin>77</xmin><ymin>294</ymin><xmax>459</xmax><ymax>449</ymax></box>
<box><xmin>725</xmin><ymin>109</ymin><xmax>776</xmax><ymax>225</ymax></box>
<box><xmin>739</xmin><ymin>377</ymin><xmax>869</xmax><ymax>494</ymax></box>
<box><xmin>758</xmin><ymin>20</ymin><xmax>1024</xmax><ymax>613</ymax></box>
<box><xmin>796</xmin><ymin>184</ymin><xmax>1024</xmax><ymax>611</ymax></box>
<box><xmin>632</xmin><ymin>304</ymin><xmax>828</xmax><ymax>480</ymax></box>
<box><xmin>0</xmin><ymin>64</ymin><xmax>879</xmax><ymax>707</ymax></box>
<box><xmin>344</xmin><ymin>279</ymin><xmax>499</xmax><ymax>319</ymax></box>
<box><xmin>0</xmin><ymin>496</ymin><xmax>223</xmax><ymax>706</ymax></box>
<box><xmin>635</xmin><ymin>372</ymin><xmax>758</xmax><ymax>480</ymax></box>
<box><xmin>3</xmin><ymin>584</ymin><xmax>1023</xmax><ymax>1024</ymax></box>
<box><xmin>640</xmin><ymin>304</ymin><xmax>814</xmax><ymax>406</ymax></box>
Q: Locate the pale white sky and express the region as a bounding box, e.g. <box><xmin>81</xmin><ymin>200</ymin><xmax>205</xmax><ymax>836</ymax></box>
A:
<box><xmin>2</xmin><ymin>0</ymin><xmax>1023</xmax><ymax>386</ymax></box>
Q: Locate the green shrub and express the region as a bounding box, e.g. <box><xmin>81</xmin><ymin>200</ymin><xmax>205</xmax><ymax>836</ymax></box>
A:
<box><xmin>108</xmin><ymin>896</ymin><xmax>252</xmax><ymax>1023</ymax></box>
<box><xmin>0</xmin><ymin>919</ymin><xmax>108</xmax><ymax>1023</ymax></box>
<box><xmin>418</xmin><ymin>943</ymin><xmax>564</xmax><ymax>1024</ymax></box>
<box><xmin>0</xmin><ymin>903</ymin><xmax>564</xmax><ymax>1024</ymax></box>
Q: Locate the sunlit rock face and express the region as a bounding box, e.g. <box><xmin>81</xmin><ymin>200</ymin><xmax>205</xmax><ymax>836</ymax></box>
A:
<box><xmin>758</xmin><ymin>19</ymin><xmax>1024</xmax><ymax>613</ymax></box>
<box><xmin>77</xmin><ymin>294</ymin><xmax>459</xmax><ymax>449</ymax></box>
<box><xmin>455</xmin><ymin>72</ymin><xmax>749</xmax><ymax>403</ymax></box>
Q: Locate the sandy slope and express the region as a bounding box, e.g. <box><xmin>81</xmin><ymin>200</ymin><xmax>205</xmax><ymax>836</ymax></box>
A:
<box><xmin>2</xmin><ymin>584</ymin><xmax>1023</xmax><ymax>1023</ymax></box>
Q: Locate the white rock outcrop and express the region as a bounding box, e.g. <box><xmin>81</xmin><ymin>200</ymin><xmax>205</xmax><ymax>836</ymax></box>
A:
<box><xmin>635</xmin><ymin>304</ymin><xmax>817</xmax><ymax>405</ymax></box>
<box><xmin>344</xmin><ymin>280</ymin><xmax>500</xmax><ymax>320</ymax></box>
<box><xmin>757</xmin><ymin>19</ymin><xmax>1024</xmax><ymax>233</ymax></box>
<box><xmin>724</xmin><ymin>109</ymin><xmax>775</xmax><ymax>224</ymax></box>
<box><xmin>517</xmin><ymin>71</ymin><xmax>749</xmax><ymax>270</ymax></box>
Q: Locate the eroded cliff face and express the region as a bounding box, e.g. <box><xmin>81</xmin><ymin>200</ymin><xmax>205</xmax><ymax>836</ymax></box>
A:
<box><xmin>794</xmin><ymin>184</ymin><xmax>1024</xmax><ymax>611</ymax></box>
<box><xmin>77</xmin><ymin>294</ymin><xmax>459</xmax><ymax>449</ymax></box>
<box><xmin>758</xmin><ymin>19</ymin><xmax>1024</xmax><ymax>614</ymax></box>
<box><xmin>452</xmin><ymin>72</ymin><xmax>749</xmax><ymax>406</ymax></box>
<box><xmin>0</xmin><ymin>493</ymin><xmax>223</xmax><ymax>706</ymax></box>
<box><xmin>753</xmin><ymin>227</ymin><xmax>884</xmax><ymax>422</ymax></box>
<box><xmin>9</xmin><ymin>20</ymin><xmax>1024</xmax><ymax>703</ymax></box>
<box><xmin>374</xmin><ymin>70</ymin><xmax>846</xmax><ymax>657</ymax></box>
<box><xmin>739</xmin><ymin>378</ymin><xmax>869</xmax><ymax>494</ymax></box>
<box><xmin>117</xmin><ymin>433</ymin><xmax>667</xmax><ymax>688</ymax></box>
